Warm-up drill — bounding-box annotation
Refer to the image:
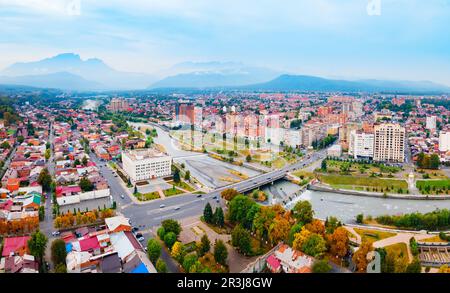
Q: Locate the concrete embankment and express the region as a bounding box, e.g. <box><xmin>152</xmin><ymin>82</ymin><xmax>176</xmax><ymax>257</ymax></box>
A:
<box><xmin>308</xmin><ymin>184</ymin><xmax>450</xmax><ymax>201</ymax></box>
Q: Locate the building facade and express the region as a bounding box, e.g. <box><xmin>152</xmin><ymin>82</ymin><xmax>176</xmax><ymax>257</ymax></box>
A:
<box><xmin>439</xmin><ymin>131</ymin><xmax>450</xmax><ymax>152</ymax></box>
<box><xmin>373</xmin><ymin>123</ymin><xmax>405</xmax><ymax>162</ymax></box>
<box><xmin>122</xmin><ymin>149</ymin><xmax>172</xmax><ymax>182</ymax></box>
<box><xmin>349</xmin><ymin>130</ymin><xmax>375</xmax><ymax>159</ymax></box>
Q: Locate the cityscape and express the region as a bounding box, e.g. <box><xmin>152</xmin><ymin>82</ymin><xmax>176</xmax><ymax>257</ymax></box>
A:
<box><xmin>0</xmin><ymin>0</ymin><xmax>450</xmax><ymax>283</ymax></box>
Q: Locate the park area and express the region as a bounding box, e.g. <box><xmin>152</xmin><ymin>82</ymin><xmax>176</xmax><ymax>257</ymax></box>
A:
<box><xmin>416</xmin><ymin>179</ymin><xmax>450</xmax><ymax>195</ymax></box>
<box><xmin>318</xmin><ymin>174</ymin><xmax>408</xmax><ymax>193</ymax></box>
<box><xmin>322</xmin><ymin>159</ymin><xmax>402</xmax><ymax>177</ymax></box>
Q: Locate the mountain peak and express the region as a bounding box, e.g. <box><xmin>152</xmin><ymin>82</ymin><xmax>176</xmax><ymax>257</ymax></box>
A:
<box><xmin>51</xmin><ymin>53</ymin><xmax>81</xmax><ymax>61</ymax></box>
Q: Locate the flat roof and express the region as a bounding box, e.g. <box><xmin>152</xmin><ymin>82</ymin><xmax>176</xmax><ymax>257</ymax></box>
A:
<box><xmin>122</xmin><ymin>149</ymin><xmax>170</xmax><ymax>161</ymax></box>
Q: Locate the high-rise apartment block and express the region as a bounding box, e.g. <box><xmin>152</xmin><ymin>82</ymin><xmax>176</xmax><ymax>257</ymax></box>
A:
<box><xmin>373</xmin><ymin>123</ymin><xmax>405</xmax><ymax>162</ymax></box>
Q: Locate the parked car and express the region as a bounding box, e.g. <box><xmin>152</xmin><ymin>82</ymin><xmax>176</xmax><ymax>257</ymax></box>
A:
<box><xmin>174</xmin><ymin>207</ymin><xmax>180</xmax><ymax>211</ymax></box>
<box><xmin>52</xmin><ymin>231</ymin><xmax>60</xmax><ymax>237</ymax></box>
<box><xmin>159</xmin><ymin>204</ymin><xmax>166</xmax><ymax>208</ymax></box>
<box><xmin>137</xmin><ymin>236</ymin><xmax>145</xmax><ymax>242</ymax></box>
<box><xmin>132</xmin><ymin>227</ymin><xmax>139</xmax><ymax>233</ymax></box>
<box><xmin>196</xmin><ymin>194</ymin><xmax>202</xmax><ymax>198</ymax></box>
<box><xmin>120</xmin><ymin>194</ymin><xmax>125</xmax><ymax>199</ymax></box>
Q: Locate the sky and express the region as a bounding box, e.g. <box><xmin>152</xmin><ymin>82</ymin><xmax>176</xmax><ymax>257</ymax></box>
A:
<box><xmin>0</xmin><ymin>0</ymin><xmax>449</xmax><ymax>85</ymax></box>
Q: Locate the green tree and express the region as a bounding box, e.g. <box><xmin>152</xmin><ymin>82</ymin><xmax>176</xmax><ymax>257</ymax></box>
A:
<box><xmin>231</xmin><ymin>224</ymin><xmax>252</xmax><ymax>255</ymax></box>
<box><xmin>356</xmin><ymin>214</ymin><xmax>364</xmax><ymax>224</ymax></box>
<box><xmin>203</xmin><ymin>203</ymin><xmax>213</xmax><ymax>224</ymax></box>
<box><xmin>82</xmin><ymin>156</ymin><xmax>88</xmax><ymax>166</ymax></box>
<box><xmin>406</xmin><ymin>258</ymin><xmax>422</xmax><ymax>273</ymax></box>
<box><xmin>163</xmin><ymin>232</ymin><xmax>177</xmax><ymax>249</ymax></box>
<box><xmin>312</xmin><ymin>259</ymin><xmax>332</xmax><ymax>273</ymax></box>
<box><xmin>54</xmin><ymin>263</ymin><xmax>67</xmax><ymax>273</ymax></box>
<box><xmin>292</xmin><ymin>200</ymin><xmax>314</xmax><ymax>224</ymax></box>
<box><xmin>28</xmin><ymin>230</ymin><xmax>48</xmax><ymax>264</ymax></box>
<box><xmin>173</xmin><ymin>168</ymin><xmax>181</xmax><ymax>183</ymax></box>
<box><xmin>79</xmin><ymin>177</ymin><xmax>94</xmax><ymax>192</ymax></box>
<box><xmin>182</xmin><ymin>254</ymin><xmax>198</xmax><ymax>272</ymax></box>
<box><xmin>51</xmin><ymin>239</ymin><xmax>67</xmax><ymax>266</ymax></box>
<box><xmin>198</xmin><ymin>234</ymin><xmax>211</xmax><ymax>256</ymax></box>
<box><xmin>161</xmin><ymin>219</ymin><xmax>181</xmax><ymax>237</ymax></box>
<box><xmin>213</xmin><ymin>240</ymin><xmax>228</xmax><ymax>266</ymax></box>
<box><xmin>246</xmin><ymin>154</ymin><xmax>252</xmax><ymax>162</ymax></box>
<box><xmin>156</xmin><ymin>259</ymin><xmax>167</xmax><ymax>273</ymax></box>
<box><xmin>321</xmin><ymin>160</ymin><xmax>327</xmax><ymax>171</ymax></box>
<box><xmin>288</xmin><ymin>223</ymin><xmax>303</xmax><ymax>246</ymax></box>
<box><xmin>213</xmin><ymin>207</ymin><xmax>225</xmax><ymax>227</ymax></box>
<box><xmin>184</xmin><ymin>170</ymin><xmax>191</xmax><ymax>181</ymax></box>
<box><xmin>37</xmin><ymin>168</ymin><xmax>52</xmax><ymax>192</ymax></box>
<box><xmin>301</xmin><ymin>233</ymin><xmax>327</xmax><ymax>257</ymax></box>
<box><xmin>147</xmin><ymin>239</ymin><xmax>162</xmax><ymax>264</ymax></box>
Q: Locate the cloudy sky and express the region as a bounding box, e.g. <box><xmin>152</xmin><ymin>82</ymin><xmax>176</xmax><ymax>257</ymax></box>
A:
<box><xmin>0</xmin><ymin>0</ymin><xmax>449</xmax><ymax>85</ymax></box>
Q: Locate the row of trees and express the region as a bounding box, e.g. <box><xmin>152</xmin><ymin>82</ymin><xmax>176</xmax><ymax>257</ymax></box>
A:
<box><xmin>203</xmin><ymin>203</ymin><xmax>224</xmax><ymax>227</ymax></box>
<box><xmin>374</xmin><ymin>209</ymin><xmax>450</xmax><ymax>231</ymax></box>
<box><xmin>146</xmin><ymin>239</ymin><xmax>167</xmax><ymax>273</ymax></box>
<box><xmin>0</xmin><ymin>217</ymin><xmax>39</xmax><ymax>235</ymax></box>
<box><xmin>54</xmin><ymin>209</ymin><xmax>115</xmax><ymax>229</ymax></box>
<box><xmin>416</xmin><ymin>152</ymin><xmax>440</xmax><ymax>170</ymax></box>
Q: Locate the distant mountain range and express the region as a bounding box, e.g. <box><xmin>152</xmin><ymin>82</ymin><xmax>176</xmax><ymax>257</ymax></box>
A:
<box><xmin>150</xmin><ymin>61</ymin><xmax>281</xmax><ymax>88</ymax></box>
<box><xmin>239</xmin><ymin>74</ymin><xmax>450</xmax><ymax>93</ymax></box>
<box><xmin>0</xmin><ymin>53</ymin><xmax>156</xmax><ymax>90</ymax></box>
<box><xmin>1</xmin><ymin>53</ymin><xmax>449</xmax><ymax>93</ymax></box>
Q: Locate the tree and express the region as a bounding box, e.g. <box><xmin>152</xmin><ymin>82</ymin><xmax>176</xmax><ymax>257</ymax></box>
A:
<box><xmin>173</xmin><ymin>168</ymin><xmax>181</xmax><ymax>183</ymax></box>
<box><xmin>28</xmin><ymin>230</ymin><xmax>48</xmax><ymax>264</ymax></box>
<box><xmin>17</xmin><ymin>135</ymin><xmax>24</xmax><ymax>144</ymax></box>
<box><xmin>156</xmin><ymin>259</ymin><xmax>168</xmax><ymax>273</ymax></box>
<box><xmin>164</xmin><ymin>232</ymin><xmax>177</xmax><ymax>248</ymax></box>
<box><xmin>161</xmin><ymin>219</ymin><xmax>181</xmax><ymax>237</ymax></box>
<box><xmin>352</xmin><ymin>241</ymin><xmax>373</xmax><ymax>272</ymax></box>
<box><xmin>327</xmin><ymin>227</ymin><xmax>349</xmax><ymax>259</ymax></box>
<box><xmin>221</xmin><ymin>188</ymin><xmax>239</xmax><ymax>201</ymax></box>
<box><xmin>171</xmin><ymin>241</ymin><xmax>185</xmax><ymax>263</ymax></box>
<box><xmin>214</xmin><ymin>240</ymin><xmax>228</xmax><ymax>266</ymax></box>
<box><xmin>246</xmin><ymin>154</ymin><xmax>252</xmax><ymax>162</ymax></box>
<box><xmin>304</xmin><ymin>219</ymin><xmax>325</xmax><ymax>236</ymax></box>
<box><xmin>288</xmin><ymin>223</ymin><xmax>303</xmax><ymax>246</ymax></box>
<box><xmin>184</xmin><ymin>170</ymin><xmax>191</xmax><ymax>181</ymax></box>
<box><xmin>54</xmin><ymin>263</ymin><xmax>67</xmax><ymax>273</ymax></box>
<box><xmin>356</xmin><ymin>214</ymin><xmax>364</xmax><ymax>224</ymax></box>
<box><xmin>133</xmin><ymin>185</ymin><xmax>138</xmax><ymax>195</ymax></box>
<box><xmin>406</xmin><ymin>257</ymin><xmax>422</xmax><ymax>273</ymax></box>
<box><xmin>182</xmin><ymin>254</ymin><xmax>198</xmax><ymax>272</ymax></box>
<box><xmin>79</xmin><ymin>177</ymin><xmax>94</xmax><ymax>192</ymax></box>
<box><xmin>213</xmin><ymin>207</ymin><xmax>225</xmax><ymax>227</ymax></box>
<box><xmin>198</xmin><ymin>234</ymin><xmax>211</xmax><ymax>256</ymax></box>
<box><xmin>37</xmin><ymin>168</ymin><xmax>52</xmax><ymax>192</ymax></box>
<box><xmin>82</xmin><ymin>156</ymin><xmax>88</xmax><ymax>166</ymax></box>
<box><xmin>321</xmin><ymin>160</ymin><xmax>327</xmax><ymax>171</ymax></box>
<box><xmin>292</xmin><ymin>201</ymin><xmax>314</xmax><ymax>224</ymax></box>
<box><xmin>147</xmin><ymin>239</ymin><xmax>162</xmax><ymax>264</ymax></box>
<box><xmin>228</xmin><ymin>195</ymin><xmax>257</xmax><ymax>224</ymax></box>
<box><xmin>44</xmin><ymin>149</ymin><xmax>51</xmax><ymax>160</ymax></box>
<box><xmin>51</xmin><ymin>239</ymin><xmax>67</xmax><ymax>266</ymax></box>
<box><xmin>301</xmin><ymin>233</ymin><xmax>327</xmax><ymax>257</ymax></box>
<box><xmin>312</xmin><ymin>259</ymin><xmax>332</xmax><ymax>273</ymax></box>
<box><xmin>268</xmin><ymin>216</ymin><xmax>290</xmax><ymax>245</ymax></box>
<box><xmin>430</xmin><ymin>154</ymin><xmax>440</xmax><ymax>170</ymax></box>
<box><xmin>231</xmin><ymin>225</ymin><xmax>252</xmax><ymax>255</ymax></box>
<box><xmin>203</xmin><ymin>203</ymin><xmax>213</xmax><ymax>224</ymax></box>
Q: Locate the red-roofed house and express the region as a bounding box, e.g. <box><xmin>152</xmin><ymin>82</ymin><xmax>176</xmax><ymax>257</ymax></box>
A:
<box><xmin>266</xmin><ymin>254</ymin><xmax>281</xmax><ymax>273</ymax></box>
<box><xmin>2</xmin><ymin>236</ymin><xmax>30</xmax><ymax>257</ymax></box>
<box><xmin>79</xmin><ymin>236</ymin><xmax>101</xmax><ymax>253</ymax></box>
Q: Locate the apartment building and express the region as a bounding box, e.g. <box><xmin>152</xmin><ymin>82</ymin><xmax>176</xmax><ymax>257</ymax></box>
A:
<box><xmin>349</xmin><ymin>130</ymin><xmax>374</xmax><ymax>159</ymax></box>
<box><xmin>373</xmin><ymin>123</ymin><xmax>405</xmax><ymax>163</ymax></box>
<box><xmin>439</xmin><ymin>131</ymin><xmax>450</xmax><ymax>152</ymax></box>
<box><xmin>108</xmin><ymin>98</ymin><xmax>130</xmax><ymax>113</ymax></box>
<box><xmin>122</xmin><ymin>149</ymin><xmax>172</xmax><ymax>182</ymax></box>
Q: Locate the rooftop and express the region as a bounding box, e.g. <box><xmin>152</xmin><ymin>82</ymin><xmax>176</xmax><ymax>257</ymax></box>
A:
<box><xmin>122</xmin><ymin>149</ymin><xmax>170</xmax><ymax>161</ymax></box>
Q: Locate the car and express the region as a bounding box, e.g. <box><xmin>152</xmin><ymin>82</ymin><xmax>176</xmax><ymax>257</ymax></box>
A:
<box><xmin>216</xmin><ymin>199</ymin><xmax>220</xmax><ymax>203</ymax></box>
<box><xmin>174</xmin><ymin>207</ymin><xmax>180</xmax><ymax>211</ymax></box>
<box><xmin>120</xmin><ymin>194</ymin><xmax>125</xmax><ymax>199</ymax></box>
<box><xmin>132</xmin><ymin>227</ymin><xmax>139</xmax><ymax>233</ymax></box>
<box><xmin>196</xmin><ymin>194</ymin><xmax>202</xmax><ymax>198</ymax></box>
<box><xmin>159</xmin><ymin>204</ymin><xmax>166</xmax><ymax>208</ymax></box>
<box><xmin>137</xmin><ymin>236</ymin><xmax>145</xmax><ymax>242</ymax></box>
<box><xmin>52</xmin><ymin>231</ymin><xmax>60</xmax><ymax>237</ymax></box>
<box><xmin>136</xmin><ymin>233</ymin><xmax>143</xmax><ymax>238</ymax></box>
<box><xmin>212</xmin><ymin>196</ymin><xmax>217</xmax><ymax>199</ymax></box>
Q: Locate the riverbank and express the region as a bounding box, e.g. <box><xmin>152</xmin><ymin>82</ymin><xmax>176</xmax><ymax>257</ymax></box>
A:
<box><xmin>308</xmin><ymin>183</ymin><xmax>450</xmax><ymax>200</ymax></box>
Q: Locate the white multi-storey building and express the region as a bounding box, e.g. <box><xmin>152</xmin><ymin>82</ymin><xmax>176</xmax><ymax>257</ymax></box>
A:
<box><xmin>439</xmin><ymin>131</ymin><xmax>450</xmax><ymax>152</ymax></box>
<box><xmin>373</xmin><ymin>123</ymin><xmax>405</xmax><ymax>163</ymax></box>
<box><xmin>426</xmin><ymin>116</ymin><xmax>437</xmax><ymax>131</ymax></box>
<box><xmin>122</xmin><ymin>149</ymin><xmax>172</xmax><ymax>182</ymax></box>
<box><xmin>349</xmin><ymin>130</ymin><xmax>374</xmax><ymax>159</ymax></box>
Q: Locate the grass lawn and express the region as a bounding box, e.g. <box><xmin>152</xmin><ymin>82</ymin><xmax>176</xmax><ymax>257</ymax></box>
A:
<box><xmin>416</xmin><ymin>179</ymin><xmax>450</xmax><ymax>194</ymax></box>
<box><xmin>272</xmin><ymin>157</ymin><xmax>286</xmax><ymax>169</ymax></box>
<box><xmin>134</xmin><ymin>191</ymin><xmax>160</xmax><ymax>201</ymax></box>
<box><xmin>353</xmin><ymin>228</ymin><xmax>397</xmax><ymax>243</ymax></box>
<box><xmin>420</xmin><ymin>235</ymin><xmax>449</xmax><ymax>243</ymax></box>
<box><xmin>318</xmin><ymin>174</ymin><xmax>408</xmax><ymax>191</ymax></box>
<box><xmin>325</xmin><ymin>160</ymin><xmax>402</xmax><ymax>175</ymax></box>
<box><xmin>167</xmin><ymin>180</ymin><xmax>195</xmax><ymax>192</ymax></box>
<box><xmin>163</xmin><ymin>187</ymin><xmax>184</xmax><ymax>197</ymax></box>
<box><xmin>417</xmin><ymin>169</ymin><xmax>449</xmax><ymax>179</ymax></box>
<box><xmin>385</xmin><ymin>242</ymin><xmax>409</xmax><ymax>262</ymax></box>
